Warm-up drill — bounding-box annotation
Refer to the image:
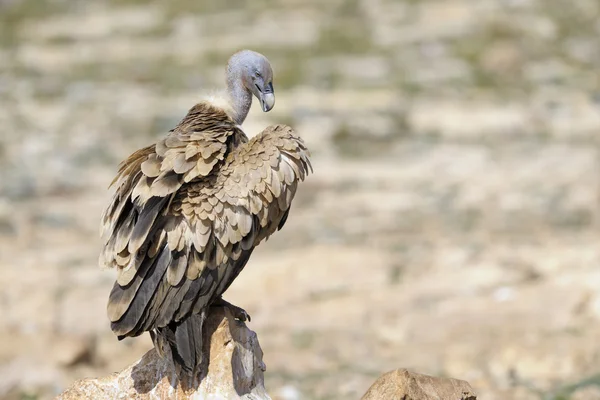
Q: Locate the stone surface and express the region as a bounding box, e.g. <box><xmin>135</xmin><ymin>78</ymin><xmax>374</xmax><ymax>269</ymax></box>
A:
<box><xmin>56</xmin><ymin>308</ymin><xmax>270</xmax><ymax>400</ymax></box>
<box><xmin>361</xmin><ymin>369</ymin><xmax>477</xmax><ymax>400</ymax></box>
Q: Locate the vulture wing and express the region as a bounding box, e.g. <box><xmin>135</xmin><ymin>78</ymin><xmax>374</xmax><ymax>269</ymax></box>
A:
<box><xmin>100</xmin><ymin>105</ymin><xmax>310</xmax><ymax>370</ymax></box>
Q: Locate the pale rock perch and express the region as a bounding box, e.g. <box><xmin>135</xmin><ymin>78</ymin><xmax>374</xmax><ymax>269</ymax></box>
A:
<box><xmin>57</xmin><ymin>308</ymin><xmax>272</xmax><ymax>400</ymax></box>
<box><xmin>99</xmin><ymin>49</ymin><xmax>311</xmax><ymax>378</ymax></box>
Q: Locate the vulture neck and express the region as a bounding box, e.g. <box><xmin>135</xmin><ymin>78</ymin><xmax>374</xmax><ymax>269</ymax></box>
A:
<box><xmin>226</xmin><ymin>72</ymin><xmax>252</xmax><ymax>126</ymax></box>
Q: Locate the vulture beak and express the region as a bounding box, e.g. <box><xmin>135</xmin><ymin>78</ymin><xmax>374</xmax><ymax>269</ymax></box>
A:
<box><xmin>260</xmin><ymin>82</ymin><xmax>275</xmax><ymax>112</ymax></box>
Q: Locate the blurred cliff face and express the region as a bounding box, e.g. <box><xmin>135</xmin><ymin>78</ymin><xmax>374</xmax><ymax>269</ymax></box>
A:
<box><xmin>0</xmin><ymin>1</ymin><xmax>599</xmax><ymax>400</ymax></box>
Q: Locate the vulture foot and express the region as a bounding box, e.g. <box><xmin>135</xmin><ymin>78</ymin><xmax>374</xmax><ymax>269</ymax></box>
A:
<box><xmin>211</xmin><ymin>298</ymin><xmax>251</xmax><ymax>322</ymax></box>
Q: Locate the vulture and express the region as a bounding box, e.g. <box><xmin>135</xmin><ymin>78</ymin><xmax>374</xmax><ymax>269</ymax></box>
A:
<box><xmin>99</xmin><ymin>50</ymin><xmax>311</xmax><ymax>375</ymax></box>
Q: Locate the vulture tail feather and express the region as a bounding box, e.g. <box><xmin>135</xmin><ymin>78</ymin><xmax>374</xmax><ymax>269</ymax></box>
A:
<box><xmin>155</xmin><ymin>310</ymin><xmax>207</xmax><ymax>375</ymax></box>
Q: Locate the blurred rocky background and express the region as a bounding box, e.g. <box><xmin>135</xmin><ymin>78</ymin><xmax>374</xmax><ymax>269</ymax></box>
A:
<box><xmin>0</xmin><ymin>0</ymin><xmax>598</xmax><ymax>399</ymax></box>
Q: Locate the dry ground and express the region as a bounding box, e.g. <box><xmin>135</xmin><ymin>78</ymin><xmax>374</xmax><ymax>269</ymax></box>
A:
<box><xmin>0</xmin><ymin>0</ymin><xmax>599</xmax><ymax>399</ymax></box>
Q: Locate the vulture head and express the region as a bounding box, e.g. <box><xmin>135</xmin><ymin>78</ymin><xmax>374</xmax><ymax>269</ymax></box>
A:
<box><xmin>227</xmin><ymin>50</ymin><xmax>275</xmax><ymax>118</ymax></box>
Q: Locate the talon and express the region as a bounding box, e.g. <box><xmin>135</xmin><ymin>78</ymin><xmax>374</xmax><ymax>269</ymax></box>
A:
<box><xmin>233</xmin><ymin>307</ymin><xmax>251</xmax><ymax>322</ymax></box>
<box><xmin>211</xmin><ymin>298</ymin><xmax>251</xmax><ymax>322</ymax></box>
<box><xmin>237</xmin><ymin>309</ymin><xmax>251</xmax><ymax>322</ymax></box>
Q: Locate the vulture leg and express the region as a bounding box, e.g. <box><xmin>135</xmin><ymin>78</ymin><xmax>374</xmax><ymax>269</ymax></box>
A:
<box><xmin>211</xmin><ymin>297</ymin><xmax>251</xmax><ymax>322</ymax></box>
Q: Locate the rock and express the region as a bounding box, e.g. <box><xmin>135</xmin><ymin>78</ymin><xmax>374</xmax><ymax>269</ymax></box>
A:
<box><xmin>361</xmin><ymin>369</ymin><xmax>477</xmax><ymax>400</ymax></box>
<box><xmin>56</xmin><ymin>307</ymin><xmax>270</xmax><ymax>400</ymax></box>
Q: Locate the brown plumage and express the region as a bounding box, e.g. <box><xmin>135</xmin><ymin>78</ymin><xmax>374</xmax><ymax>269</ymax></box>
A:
<box><xmin>99</xmin><ymin>50</ymin><xmax>311</xmax><ymax>375</ymax></box>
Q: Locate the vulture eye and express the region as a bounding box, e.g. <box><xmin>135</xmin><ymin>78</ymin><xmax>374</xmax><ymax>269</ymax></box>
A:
<box><xmin>255</xmin><ymin>71</ymin><xmax>261</xmax><ymax>78</ymax></box>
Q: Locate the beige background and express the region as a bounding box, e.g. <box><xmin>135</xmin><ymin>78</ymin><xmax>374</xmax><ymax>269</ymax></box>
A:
<box><xmin>0</xmin><ymin>0</ymin><xmax>599</xmax><ymax>399</ymax></box>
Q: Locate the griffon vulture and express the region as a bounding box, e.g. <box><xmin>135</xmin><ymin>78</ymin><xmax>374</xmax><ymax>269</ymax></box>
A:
<box><xmin>99</xmin><ymin>50</ymin><xmax>311</xmax><ymax>375</ymax></box>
